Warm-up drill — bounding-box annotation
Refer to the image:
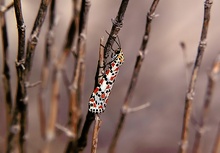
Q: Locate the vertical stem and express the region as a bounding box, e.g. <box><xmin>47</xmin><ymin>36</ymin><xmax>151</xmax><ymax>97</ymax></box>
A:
<box><xmin>7</xmin><ymin>0</ymin><xmax>26</xmax><ymax>152</ymax></box>
<box><xmin>77</xmin><ymin>37</ymin><xmax>104</xmax><ymax>152</ymax></box>
<box><xmin>192</xmin><ymin>54</ymin><xmax>220</xmax><ymax>153</ymax></box>
<box><xmin>38</xmin><ymin>0</ymin><xmax>56</xmax><ymax>140</ymax></box>
<box><xmin>0</xmin><ymin>0</ymin><xmax>13</xmax><ymax>140</ymax></box>
<box><xmin>91</xmin><ymin>115</ymin><xmax>102</xmax><ymax>153</ymax></box>
<box><xmin>66</xmin><ymin>0</ymin><xmax>91</xmax><ymax>152</ymax></box>
<box><xmin>178</xmin><ymin>1</ymin><xmax>213</xmax><ymax>153</ymax></box>
<box><xmin>108</xmin><ymin>1</ymin><xmax>160</xmax><ymax>152</ymax></box>
<box><xmin>104</xmin><ymin>0</ymin><xmax>129</xmax><ymax>64</ymax></box>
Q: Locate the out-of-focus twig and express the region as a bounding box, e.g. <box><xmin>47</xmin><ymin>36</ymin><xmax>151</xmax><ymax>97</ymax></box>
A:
<box><xmin>64</xmin><ymin>0</ymin><xmax>91</xmax><ymax>152</ymax></box>
<box><xmin>8</xmin><ymin>0</ymin><xmax>51</xmax><ymax>152</ymax></box>
<box><xmin>104</xmin><ymin>0</ymin><xmax>129</xmax><ymax>64</ymax></box>
<box><xmin>0</xmin><ymin>1</ymin><xmax>14</xmax><ymax>13</ymax></box>
<box><xmin>38</xmin><ymin>0</ymin><xmax>56</xmax><ymax>141</ymax></box>
<box><xmin>91</xmin><ymin>115</ymin><xmax>102</xmax><ymax>153</ymax></box>
<box><xmin>192</xmin><ymin>54</ymin><xmax>220</xmax><ymax>153</ymax></box>
<box><xmin>180</xmin><ymin>41</ymin><xmax>193</xmax><ymax>85</ymax></box>
<box><xmin>178</xmin><ymin>1</ymin><xmax>213</xmax><ymax>153</ymax></box>
<box><xmin>212</xmin><ymin>123</ymin><xmax>220</xmax><ymax>153</ymax></box>
<box><xmin>0</xmin><ymin>0</ymin><xmax>13</xmax><ymax>142</ymax></box>
<box><xmin>108</xmin><ymin>1</ymin><xmax>160</xmax><ymax>152</ymax></box>
<box><xmin>77</xmin><ymin>37</ymin><xmax>104</xmax><ymax>152</ymax></box>
<box><xmin>47</xmin><ymin>0</ymin><xmax>82</xmax><ymax>144</ymax></box>
<box><xmin>56</xmin><ymin>124</ymin><xmax>75</xmax><ymax>138</ymax></box>
<box><xmin>7</xmin><ymin>0</ymin><xmax>26</xmax><ymax>152</ymax></box>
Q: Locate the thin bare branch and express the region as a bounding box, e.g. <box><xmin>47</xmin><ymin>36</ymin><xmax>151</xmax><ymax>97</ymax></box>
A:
<box><xmin>64</xmin><ymin>0</ymin><xmax>91</xmax><ymax>152</ymax></box>
<box><xmin>178</xmin><ymin>1</ymin><xmax>213</xmax><ymax>153</ymax></box>
<box><xmin>123</xmin><ymin>102</ymin><xmax>150</xmax><ymax>114</ymax></box>
<box><xmin>77</xmin><ymin>37</ymin><xmax>104</xmax><ymax>152</ymax></box>
<box><xmin>7</xmin><ymin>0</ymin><xmax>26</xmax><ymax>152</ymax></box>
<box><xmin>104</xmin><ymin>0</ymin><xmax>129</xmax><ymax>63</ymax></box>
<box><xmin>38</xmin><ymin>0</ymin><xmax>56</xmax><ymax>140</ymax></box>
<box><xmin>56</xmin><ymin>124</ymin><xmax>75</xmax><ymax>138</ymax></box>
<box><xmin>212</xmin><ymin>123</ymin><xmax>220</xmax><ymax>153</ymax></box>
<box><xmin>0</xmin><ymin>0</ymin><xmax>13</xmax><ymax>143</ymax></box>
<box><xmin>91</xmin><ymin>115</ymin><xmax>102</xmax><ymax>153</ymax></box>
<box><xmin>25</xmin><ymin>0</ymin><xmax>52</xmax><ymax>80</ymax></box>
<box><xmin>25</xmin><ymin>81</ymin><xmax>41</xmax><ymax>88</ymax></box>
<box><xmin>192</xmin><ymin>54</ymin><xmax>220</xmax><ymax>153</ymax></box>
<box><xmin>108</xmin><ymin>1</ymin><xmax>160</xmax><ymax>152</ymax></box>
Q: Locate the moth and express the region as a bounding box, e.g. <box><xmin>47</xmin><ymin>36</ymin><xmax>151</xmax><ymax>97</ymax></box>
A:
<box><xmin>88</xmin><ymin>48</ymin><xmax>125</xmax><ymax>113</ymax></box>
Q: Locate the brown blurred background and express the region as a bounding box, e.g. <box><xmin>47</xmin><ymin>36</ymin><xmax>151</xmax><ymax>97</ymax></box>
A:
<box><xmin>0</xmin><ymin>0</ymin><xmax>220</xmax><ymax>152</ymax></box>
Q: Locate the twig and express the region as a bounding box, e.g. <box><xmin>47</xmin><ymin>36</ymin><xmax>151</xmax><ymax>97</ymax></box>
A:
<box><xmin>212</xmin><ymin>123</ymin><xmax>220</xmax><ymax>153</ymax></box>
<box><xmin>91</xmin><ymin>115</ymin><xmax>102</xmax><ymax>153</ymax></box>
<box><xmin>6</xmin><ymin>0</ymin><xmax>26</xmax><ymax>152</ymax></box>
<box><xmin>192</xmin><ymin>54</ymin><xmax>220</xmax><ymax>153</ymax></box>
<box><xmin>0</xmin><ymin>0</ymin><xmax>13</xmax><ymax>143</ymax></box>
<box><xmin>108</xmin><ymin>1</ymin><xmax>160</xmax><ymax>152</ymax></box>
<box><xmin>104</xmin><ymin>0</ymin><xmax>129</xmax><ymax>63</ymax></box>
<box><xmin>178</xmin><ymin>1</ymin><xmax>213</xmax><ymax>153</ymax></box>
<box><xmin>25</xmin><ymin>0</ymin><xmax>52</xmax><ymax>80</ymax></box>
<box><xmin>0</xmin><ymin>1</ymin><xmax>14</xmax><ymax>13</ymax></box>
<box><xmin>25</xmin><ymin>81</ymin><xmax>41</xmax><ymax>88</ymax></box>
<box><xmin>122</xmin><ymin>102</ymin><xmax>150</xmax><ymax>114</ymax></box>
<box><xmin>46</xmin><ymin>0</ymin><xmax>82</xmax><ymax>151</ymax></box>
<box><xmin>65</xmin><ymin>0</ymin><xmax>91</xmax><ymax>152</ymax></box>
<box><xmin>38</xmin><ymin>0</ymin><xmax>56</xmax><ymax>140</ymax></box>
<box><xmin>77</xmin><ymin>37</ymin><xmax>104</xmax><ymax>152</ymax></box>
<box><xmin>180</xmin><ymin>41</ymin><xmax>193</xmax><ymax>85</ymax></box>
<box><xmin>56</xmin><ymin>124</ymin><xmax>75</xmax><ymax>138</ymax></box>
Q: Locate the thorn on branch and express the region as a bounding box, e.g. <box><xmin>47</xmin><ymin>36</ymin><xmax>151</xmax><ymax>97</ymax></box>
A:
<box><xmin>179</xmin><ymin>140</ymin><xmax>189</xmax><ymax>151</ymax></box>
<box><xmin>147</xmin><ymin>12</ymin><xmax>159</xmax><ymax>20</ymax></box>
<box><xmin>199</xmin><ymin>40</ymin><xmax>207</xmax><ymax>48</ymax></box>
<box><xmin>186</xmin><ymin>91</ymin><xmax>195</xmax><ymax>100</ymax></box>
<box><xmin>17</xmin><ymin>24</ymin><xmax>26</xmax><ymax>32</ymax></box>
<box><xmin>204</xmin><ymin>0</ymin><xmax>213</xmax><ymax>8</ymax></box>
<box><xmin>15</xmin><ymin>59</ymin><xmax>26</xmax><ymax>70</ymax></box>
<box><xmin>111</xmin><ymin>18</ymin><xmax>123</xmax><ymax>28</ymax></box>
<box><xmin>30</xmin><ymin>34</ymin><xmax>39</xmax><ymax>45</ymax></box>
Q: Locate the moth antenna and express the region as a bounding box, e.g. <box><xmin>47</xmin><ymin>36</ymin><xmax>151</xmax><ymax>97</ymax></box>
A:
<box><xmin>105</xmin><ymin>30</ymin><xmax>121</xmax><ymax>50</ymax></box>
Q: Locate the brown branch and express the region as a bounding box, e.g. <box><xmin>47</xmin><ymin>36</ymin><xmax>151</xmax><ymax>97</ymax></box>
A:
<box><xmin>64</xmin><ymin>0</ymin><xmax>91</xmax><ymax>152</ymax></box>
<box><xmin>25</xmin><ymin>0</ymin><xmax>52</xmax><ymax>80</ymax></box>
<box><xmin>0</xmin><ymin>1</ymin><xmax>14</xmax><ymax>13</ymax></box>
<box><xmin>192</xmin><ymin>54</ymin><xmax>220</xmax><ymax>153</ymax></box>
<box><xmin>7</xmin><ymin>0</ymin><xmax>26</xmax><ymax>152</ymax></box>
<box><xmin>212</xmin><ymin>123</ymin><xmax>220</xmax><ymax>153</ymax></box>
<box><xmin>91</xmin><ymin>115</ymin><xmax>102</xmax><ymax>153</ymax></box>
<box><xmin>104</xmin><ymin>0</ymin><xmax>129</xmax><ymax>63</ymax></box>
<box><xmin>178</xmin><ymin>1</ymin><xmax>213</xmax><ymax>153</ymax></box>
<box><xmin>46</xmin><ymin>0</ymin><xmax>82</xmax><ymax>151</ymax></box>
<box><xmin>108</xmin><ymin>1</ymin><xmax>160</xmax><ymax>152</ymax></box>
<box><xmin>0</xmin><ymin>0</ymin><xmax>13</xmax><ymax>142</ymax></box>
<box><xmin>38</xmin><ymin>0</ymin><xmax>56</xmax><ymax>140</ymax></box>
<box><xmin>77</xmin><ymin>37</ymin><xmax>104</xmax><ymax>152</ymax></box>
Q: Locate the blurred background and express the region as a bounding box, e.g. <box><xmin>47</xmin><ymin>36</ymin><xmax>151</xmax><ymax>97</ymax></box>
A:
<box><xmin>0</xmin><ymin>0</ymin><xmax>220</xmax><ymax>152</ymax></box>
